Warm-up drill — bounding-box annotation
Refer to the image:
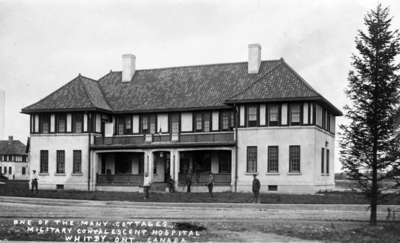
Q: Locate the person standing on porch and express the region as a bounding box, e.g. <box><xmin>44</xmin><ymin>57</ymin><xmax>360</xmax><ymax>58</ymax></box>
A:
<box><xmin>252</xmin><ymin>174</ymin><xmax>261</xmax><ymax>203</ymax></box>
<box><xmin>143</xmin><ymin>172</ymin><xmax>151</xmax><ymax>199</ymax></box>
<box><xmin>185</xmin><ymin>169</ymin><xmax>192</xmax><ymax>193</ymax></box>
<box><xmin>31</xmin><ymin>170</ymin><xmax>39</xmax><ymax>193</ymax></box>
<box><xmin>207</xmin><ymin>173</ymin><xmax>214</xmax><ymax>197</ymax></box>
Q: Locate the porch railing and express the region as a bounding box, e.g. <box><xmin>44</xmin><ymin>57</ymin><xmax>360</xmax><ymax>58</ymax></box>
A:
<box><xmin>96</xmin><ymin>174</ymin><xmax>144</xmax><ymax>186</ymax></box>
<box><xmin>93</xmin><ymin>132</ymin><xmax>234</xmax><ymax>146</ymax></box>
<box><xmin>178</xmin><ymin>173</ymin><xmax>231</xmax><ymax>186</ymax></box>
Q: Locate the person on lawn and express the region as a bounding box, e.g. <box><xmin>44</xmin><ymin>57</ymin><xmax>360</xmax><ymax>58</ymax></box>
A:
<box><xmin>31</xmin><ymin>170</ymin><xmax>39</xmax><ymax>193</ymax></box>
<box><xmin>185</xmin><ymin>169</ymin><xmax>192</xmax><ymax>193</ymax></box>
<box><xmin>252</xmin><ymin>174</ymin><xmax>261</xmax><ymax>203</ymax></box>
<box><xmin>207</xmin><ymin>173</ymin><xmax>214</xmax><ymax>197</ymax></box>
<box><xmin>143</xmin><ymin>172</ymin><xmax>151</xmax><ymax>199</ymax></box>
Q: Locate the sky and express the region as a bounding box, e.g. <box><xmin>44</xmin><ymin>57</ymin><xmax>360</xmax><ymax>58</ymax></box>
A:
<box><xmin>1</xmin><ymin>0</ymin><xmax>400</xmax><ymax>172</ymax></box>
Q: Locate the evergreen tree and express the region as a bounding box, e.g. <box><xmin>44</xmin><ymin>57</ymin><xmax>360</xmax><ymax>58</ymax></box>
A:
<box><xmin>340</xmin><ymin>4</ymin><xmax>400</xmax><ymax>225</ymax></box>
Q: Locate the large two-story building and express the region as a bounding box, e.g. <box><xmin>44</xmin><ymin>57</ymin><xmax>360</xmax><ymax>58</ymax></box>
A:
<box><xmin>22</xmin><ymin>44</ymin><xmax>341</xmax><ymax>193</ymax></box>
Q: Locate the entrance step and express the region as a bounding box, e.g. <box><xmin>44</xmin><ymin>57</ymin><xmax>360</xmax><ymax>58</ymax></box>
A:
<box><xmin>150</xmin><ymin>182</ymin><xmax>169</xmax><ymax>192</ymax></box>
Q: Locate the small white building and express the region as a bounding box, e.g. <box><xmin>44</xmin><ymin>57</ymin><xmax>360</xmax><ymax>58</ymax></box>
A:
<box><xmin>0</xmin><ymin>136</ymin><xmax>29</xmax><ymax>180</ymax></box>
<box><xmin>22</xmin><ymin>44</ymin><xmax>341</xmax><ymax>193</ymax></box>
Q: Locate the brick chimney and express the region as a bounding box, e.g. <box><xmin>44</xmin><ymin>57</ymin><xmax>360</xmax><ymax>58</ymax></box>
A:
<box><xmin>248</xmin><ymin>43</ymin><xmax>262</xmax><ymax>74</ymax></box>
<box><xmin>122</xmin><ymin>54</ymin><xmax>136</xmax><ymax>82</ymax></box>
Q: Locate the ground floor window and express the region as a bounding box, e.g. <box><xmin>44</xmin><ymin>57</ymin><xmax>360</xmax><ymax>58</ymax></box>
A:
<box><xmin>247</xmin><ymin>146</ymin><xmax>257</xmax><ymax>173</ymax></box>
<box><xmin>73</xmin><ymin>150</ymin><xmax>82</xmax><ymax>173</ymax></box>
<box><xmin>22</xmin><ymin>167</ymin><xmax>26</xmax><ymax>175</ymax></box>
<box><xmin>56</xmin><ymin>150</ymin><xmax>65</xmax><ymax>174</ymax></box>
<box><xmin>267</xmin><ymin>146</ymin><xmax>279</xmax><ymax>172</ymax></box>
<box><xmin>289</xmin><ymin>145</ymin><xmax>301</xmax><ymax>173</ymax></box>
<box><xmin>40</xmin><ymin>150</ymin><xmax>48</xmax><ymax>173</ymax></box>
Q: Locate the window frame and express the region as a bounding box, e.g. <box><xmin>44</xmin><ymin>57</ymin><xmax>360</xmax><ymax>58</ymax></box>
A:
<box><xmin>40</xmin><ymin>150</ymin><xmax>49</xmax><ymax>174</ymax></box>
<box><xmin>326</xmin><ymin>149</ymin><xmax>330</xmax><ymax>175</ymax></box>
<box><xmin>73</xmin><ymin>150</ymin><xmax>82</xmax><ymax>174</ymax></box>
<box><xmin>56</xmin><ymin>150</ymin><xmax>65</xmax><ymax>174</ymax></box>
<box><xmin>39</xmin><ymin>114</ymin><xmax>50</xmax><ymax>134</ymax></box>
<box><xmin>289</xmin><ymin>103</ymin><xmax>302</xmax><ymax>126</ymax></box>
<box><xmin>246</xmin><ymin>105</ymin><xmax>258</xmax><ymax>127</ymax></box>
<box><xmin>267</xmin><ymin>146</ymin><xmax>279</xmax><ymax>173</ymax></box>
<box><xmin>289</xmin><ymin>145</ymin><xmax>301</xmax><ymax>173</ymax></box>
<box><xmin>72</xmin><ymin>113</ymin><xmax>84</xmax><ymax>133</ymax></box>
<box><xmin>169</xmin><ymin>113</ymin><xmax>180</xmax><ymax>134</ymax></box>
<box><xmin>321</xmin><ymin>148</ymin><xmax>325</xmax><ymax>174</ymax></box>
<box><xmin>246</xmin><ymin>146</ymin><xmax>258</xmax><ymax>173</ymax></box>
<box><xmin>267</xmin><ymin>104</ymin><xmax>280</xmax><ymax>126</ymax></box>
<box><xmin>55</xmin><ymin>113</ymin><xmax>67</xmax><ymax>133</ymax></box>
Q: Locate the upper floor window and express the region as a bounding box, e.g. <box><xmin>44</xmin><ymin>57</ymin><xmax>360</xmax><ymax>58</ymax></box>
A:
<box><xmin>220</xmin><ymin>111</ymin><xmax>234</xmax><ymax>130</ymax></box>
<box><xmin>55</xmin><ymin>113</ymin><xmax>66</xmax><ymax>133</ymax></box>
<box><xmin>72</xmin><ymin>113</ymin><xmax>84</xmax><ymax>133</ymax></box>
<box><xmin>117</xmin><ymin>115</ymin><xmax>132</xmax><ymax>135</ymax></box>
<box><xmin>290</xmin><ymin>104</ymin><xmax>301</xmax><ymax>125</ymax></box>
<box><xmin>247</xmin><ymin>106</ymin><xmax>258</xmax><ymax>127</ymax></box>
<box><xmin>169</xmin><ymin>113</ymin><xmax>180</xmax><ymax>134</ymax></box>
<box><xmin>203</xmin><ymin>112</ymin><xmax>211</xmax><ymax>132</ymax></box>
<box><xmin>268</xmin><ymin>104</ymin><xmax>279</xmax><ymax>126</ymax></box>
<box><xmin>141</xmin><ymin>114</ymin><xmax>156</xmax><ymax>134</ymax></box>
<box><xmin>195</xmin><ymin>113</ymin><xmax>202</xmax><ymax>131</ymax></box>
<box><xmin>39</xmin><ymin>114</ymin><xmax>50</xmax><ymax>133</ymax></box>
<box><xmin>289</xmin><ymin>145</ymin><xmax>301</xmax><ymax>173</ymax></box>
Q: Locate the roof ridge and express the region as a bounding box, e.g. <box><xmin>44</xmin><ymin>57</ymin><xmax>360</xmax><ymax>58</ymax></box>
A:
<box><xmin>109</xmin><ymin>59</ymin><xmax>282</xmax><ymax>73</ymax></box>
<box><xmin>227</xmin><ymin>60</ymin><xmax>284</xmax><ymax>101</ymax></box>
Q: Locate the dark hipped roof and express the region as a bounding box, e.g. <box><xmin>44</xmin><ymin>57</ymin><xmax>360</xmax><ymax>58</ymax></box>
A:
<box><xmin>22</xmin><ymin>75</ymin><xmax>111</xmax><ymax>113</ymax></box>
<box><xmin>0</xmin><ymin>139</ymin><xmax>27</xmax><ymax>155</ymax></box>
<box><xmin>22</xmin><ymin>59</ymin><xmax>342</xmax><ymax>115</ymax></box>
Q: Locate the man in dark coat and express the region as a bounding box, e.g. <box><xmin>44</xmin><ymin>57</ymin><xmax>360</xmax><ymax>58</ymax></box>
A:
<box><xmin>185</xmin><ymin>170</ymin><xmax>192</xmax><ymax>193</ymax></box>
<box><xmin>252</xmin><ymin>174</ymin><xmax>261</xmax><ymax>203</ymax></box>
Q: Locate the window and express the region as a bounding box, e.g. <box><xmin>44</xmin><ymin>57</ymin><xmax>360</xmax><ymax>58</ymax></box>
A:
<box><xmin>247</xmin><ymin>106</ymin><xmax>258</xmax><ymax>127</ymax></box>
<box><xmin>268</xmin><ymin>104</ymin><xmax>279</xmax><ymax>126</ymax></box>
<box><xmin>117</xmin><ymin>117</ymin><xmax>124</xmax><ymax>135</ymax></box>
<box><xmin>125</xmin><ymin>116</ymin><xmax>132</xmax><ymax>134</ymax></box>
<box><xmin>56</xmin><ymin>114</ymin><xmax>66</xmax><ymax>133</ymax></box>
<box><xmin>219</xmin><ymin>151</ymin><xmax>231</xmax><ymax>173</ymax></box>
<box><xmin>220</xmin><ymin>111</ymin><xmax>233</xmax><ymax>130</ymax></box>
<box><xmin>73</xmin><ymin>150</ymin><xmax>82</xmax><ymax>174</ymax></box>
<box><xmin>267</xmin><ymin>146</ymin><xmax>279</xmax><ymax>173</ymax></box>
<box><xmin>8</xmin><ymin>167</ymin><xmax>12</xmax><ymax>174</ymax></box>
<box><xmin>268</xmin><ymin>185</ymin><xmax>278</xmax><ymax>191</ymax></box>
<box><xmin>170</xmin><ymin>113</ymin><xmax>180</xmax><ymax>133</ymax></box>
<box><xmin>22</xmin><ymin>167</ymin><xmax>26</xmax><ymax>175</ymax></box>
<box><xmin>8</xmin><ymin>155</ymin><xmax>12</xmax><ymax>161</ymax></box>
<box><xmin>149</xmin><ymin>115</ymin><xmax>156</xmax><ymax>134</ymax></box>
<box><xmin>321</xmin><ymin>148</ymin><xmax>325</xmax><ymax>174</ymax></box>
<box><xmin>246</xmin><ymin>146</ymin><xmax>257</xmax><ymax>173</ymax></box>
<box><xmin>141</xmin><ymin>115</ymin><xmax>149</xmax><ymax>133</ymax></box>
<box><xmin>326</xmin><ymin>149</ymin><xmax>330</xmax><ymax>174</ymax></box>
<box><xmin>40</xmin><ymin>150</ymin><xmax>48</xmax><ymax>173</ymax></box>
<box><xmin>56</xmin><ymin>184</ymin><xmax>64</xmax><ymax>190</ymax></box>
<box><xmin>56</xmin><ymin>150</ymin><xmax>65</xmax><ymax>174</ymax></box>
<box><xmin>3</xmin><ymin>166</ymin><xmax>6</xmax><ymax>174</ymax></box>
<box><xmin>72</xmin><ymin>113</ymin><xmax>84</xmax><ymax>133</ymax></box>
<box><xmin>290</xmin><ymin>104</ymin><xmax>301</xmax><ymax>125</ymax></box>
<box><xmin>322</xmin><ymin>109</ymin><xmax>326</xmax><ymax>129</ymax></box>
<box><xmin>117</xmin><ymin>115</ymin><xmax>132</xmax><ymax>135</ymax></box>
<box><xmin>39</xmin><ymin>114</ymin><xmax>50</xmax><ymax>133</ymax></box>
<box><xmin>203</xmin><ymin>112</ymin><xmax>211</xmax><ymax>132</ymax></box>
<box><xmin>289</xmin><ymin>145</ymin><xmax>301</xmax><ymax>173</ymax></box>
<box><xmin>22</xmin><ymin>156</ymin><xmax>27</xmax><ymax>162</ymax></box>
<box><xmin>195</xmin><ymin>113</ymin><xmax>202</xmax><ymax>131</ymax></box>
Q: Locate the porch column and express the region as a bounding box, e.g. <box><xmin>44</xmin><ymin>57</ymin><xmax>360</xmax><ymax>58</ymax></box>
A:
<box><xmin>90</xmin><ymin>151</ymin><xmax>98</xmax><ymax>191</ymax></box>
<box><xmin>145</xmin><ymin>151</ymin><xmax>154</xmax><ymax>181</ymax></box>
<box><xmin>173</xmin><ymin>150</ymin><xmax>180</xmax><ymax>189</ymax></box>
<box><xmin>231</xmin><ymin>148</ymin><xmax>236</xmax><ymax>191</ymax></box>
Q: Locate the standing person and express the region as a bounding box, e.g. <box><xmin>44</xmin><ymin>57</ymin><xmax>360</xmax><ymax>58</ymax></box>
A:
<box><xmin>252</xmin><ymin>174</ymin><xmax>261</xmax><ymax>203</ymax></box>
<box><xmin>143</xmin><ymin>173</ymin><xmax>151</xmax><ymax>199</ymax></box>
<box><xmin>31</xmin><ymin>170</ymin><xmax>39</xmax><ymax>193</ymax></box>
<box><xmin>207</xmin><ymin>173</ymin><xmax>214</xmax><ymax>197</ymax></box>
<box><xmin>185</xmin><ymin>170</ymin><xmax>192</xmax><ymax>193</ymax></box>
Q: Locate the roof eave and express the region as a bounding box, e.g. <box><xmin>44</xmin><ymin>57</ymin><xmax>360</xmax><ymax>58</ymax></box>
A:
<box><xmin>20</xmin><ymin>107</ymin><xmax>112</xmax><ymax>114</ymax></box>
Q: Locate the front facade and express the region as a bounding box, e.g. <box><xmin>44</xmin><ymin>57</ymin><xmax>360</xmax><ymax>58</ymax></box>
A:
<box><xmin>22</xmin><ymin>44</ymin><xmax>341</xmax><ymax>193</ymax></box>
<box><xmin>0</xmin><ymin>136</ymin><xmax>29</xmax><ymax>180</ymax></box>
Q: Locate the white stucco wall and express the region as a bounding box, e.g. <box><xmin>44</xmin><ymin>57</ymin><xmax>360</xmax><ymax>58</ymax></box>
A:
<box><xmin>29</xmin><ymin>134</ymin><xmax>90</xmax><ymax>190</ymax></box>
<box><xmin>236</xmin><ymin>126</ymin><xmax>334</xmax><ymax>193</ymax></box>
<box><xmin>0</xmin><ymin>162</ymin><xmax>29</xmax><ymax>180</ymax></box>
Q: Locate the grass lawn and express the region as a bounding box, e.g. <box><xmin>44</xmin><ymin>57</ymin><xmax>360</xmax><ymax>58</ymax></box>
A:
<box><xmin>1</xmin><ymin>180</ymin><xmax>400</xmax><ymax>204</ymax></box>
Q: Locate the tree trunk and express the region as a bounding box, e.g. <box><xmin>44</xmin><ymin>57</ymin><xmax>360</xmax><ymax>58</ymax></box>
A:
<box><xmin>370</xmin><ymin>139</ymin><xmax>378</xmax><ymax>225</ymax></box>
